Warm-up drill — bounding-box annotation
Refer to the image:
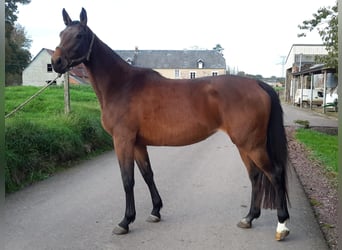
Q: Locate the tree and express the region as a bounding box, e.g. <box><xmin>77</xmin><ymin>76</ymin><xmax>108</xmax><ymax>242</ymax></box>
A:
<box><xmin>298</xmin><ymin>1</ymin><xmax>338</xmax><ymax>71</ymax></box>
<box><xmin>5</xmin><ymin>0</ymin><xmax>31</xmax><ymax>85</ymax></box>
<box><xmin>213</xmin><ymin>44</ymin><xmax>224</xmax><ymax>55</ymax></box>
<box><xmin>5</xmin><ymin>0</ymin><xmax>31</xmax><ymax>24</ymax></box>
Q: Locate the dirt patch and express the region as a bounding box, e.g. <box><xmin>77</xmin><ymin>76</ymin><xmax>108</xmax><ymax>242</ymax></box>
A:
<box><xmin>286</xmin><ymin>126</ymin><xmax>338</xmax><ymax>249</ymax></box>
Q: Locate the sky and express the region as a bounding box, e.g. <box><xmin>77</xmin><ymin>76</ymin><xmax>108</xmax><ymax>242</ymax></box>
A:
<box><xmin>17</xmin><ymin>0</ymin><xmax>336</xmax><ymax>77</ymax></box>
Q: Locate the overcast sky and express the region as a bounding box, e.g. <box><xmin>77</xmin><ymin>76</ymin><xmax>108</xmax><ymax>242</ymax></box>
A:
<box><xmin>18</xmin><ymin>0</ymin><xmax>335</xmax><ymax>77</ymax></box>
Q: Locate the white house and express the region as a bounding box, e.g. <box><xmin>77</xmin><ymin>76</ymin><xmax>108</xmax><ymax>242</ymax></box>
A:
<box><xmin>22</xmin><ymin>48</ymin><xmax>89</xmax><ymax>86</ymax></box>
<box><xmin>22</xmin><ymin>48</ymin><xmax>63</xmax><ymax>86</ymax></box>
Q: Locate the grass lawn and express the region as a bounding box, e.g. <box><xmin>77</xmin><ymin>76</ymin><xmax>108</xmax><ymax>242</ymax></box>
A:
<box><xmin>5</xmin><ymin>85</ymin><xmax>112</xmax><ymax>193</ymax></box>
<box><xmin>295</xmin><ymin>128</ymin><xmax>338</xmax><ymax>175</ymax></box>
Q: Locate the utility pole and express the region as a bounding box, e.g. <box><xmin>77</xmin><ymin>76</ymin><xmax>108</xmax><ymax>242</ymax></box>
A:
<box><xmin>277</xmin><ymin>56</ymin><xmax>286</xmax><ymax>78</ymax></box>
<box><xmin>64</xmin><ymin>72</ymin><xmax>71</xmax><ymax>114</ymax></box>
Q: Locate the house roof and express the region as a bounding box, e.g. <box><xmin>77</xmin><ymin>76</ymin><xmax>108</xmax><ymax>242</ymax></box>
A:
<box><xmin>45</xmin><ymin>48</ymin><xmax>55</xmax><ymax>56</ymax></box>
<box><xmin>25</xmin><ymin>48</ymin><xmax>226</xmax><ymax>84</ymax></box>
<box><xmin>23</xmin><ymin>48</ymin><xmax>54</xmax><ymax>73</ymax></box>
<box><xmin>292</xmin><ymin>63</ymin><xmax>336</xmax><ymax>76</ymax></box>
<box><xmin>116</xmin><ymin>50</ymin><xmax>226</xmax><ymax>69</ymax></box>
<box><xmin>285</xmin><ymin>44</ymin><xmax>326</xmax><ymax>64</ymax></box>
<box><xmin>70</xmin><ymin>64</ymin><xmax>88</xmax><ymax>79</ymax></box>
<box><xmin>32</xmin><ymin>48</ymin><xmax>226</xmax><ymax>71</ymax></box>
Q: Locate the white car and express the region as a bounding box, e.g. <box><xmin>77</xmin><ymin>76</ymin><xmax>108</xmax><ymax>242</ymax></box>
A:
<box><xmin>325</xmin><ymin>86</ymin><xmax>338</xmax><ymax>111</ymax></box>
<box><xmin>294</xmin><ymin>89</ymin><xmax>323</xmax><ymax>107</ymax></box>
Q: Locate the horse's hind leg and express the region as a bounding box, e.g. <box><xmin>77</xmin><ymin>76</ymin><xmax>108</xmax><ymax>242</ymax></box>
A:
<box><xmin>248</xmin><ymin>147</ymin><xmax>290</xmax><ymax>240</ymax></box>
<box><xmin>237</xmin><ymin>150</ymin><xmax>263</xmax><ymax>229</ymax></box>
<box><xmin>134</xmin><ymin>144</ymin><xmax>163</xmax><ymax>222</ymax></box>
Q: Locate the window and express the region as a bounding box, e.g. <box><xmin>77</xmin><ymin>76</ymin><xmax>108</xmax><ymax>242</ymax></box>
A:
<box><xmin>47</xmin><ymin>64</ymin><xmax>53</xmax><ymax>72</ymax></box>
<box><xmin>197</xmin><ymin>59</ymin><xmax>204</xmax><ymax>69</ymax></box>
<box><xmin>190</xmin><ymin>72</ymin><xmax>196</xmax><ymax>79</ymax></box>
<box><xmin>126</xmin><ymin>58</ymin><xmax>133</xmax><ymax>65</ymax></box>
<box><xmin>212</xmin><ymin>72</ymin><xmax>218</xmax><ymax>76</ymax></box>
<box><xmin>175</xmin><ymin>69</ymin><xmax>180</xmax><ymax>78</ymax></box>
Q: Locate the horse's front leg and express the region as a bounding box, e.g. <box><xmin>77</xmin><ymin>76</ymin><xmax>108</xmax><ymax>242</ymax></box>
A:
<box><xmin>134</xmin><ymin>144</ymin><xmax>163</xmax><ymax>222</ymax></box>
<box><xmin>112</xmin><ymin>136</ymin><xmax>136</xmax><ymax>235</ymax></box>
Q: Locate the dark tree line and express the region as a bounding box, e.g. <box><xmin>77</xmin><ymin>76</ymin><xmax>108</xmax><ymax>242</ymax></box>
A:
<box><xmin>5</xmin><ymin>0</ymin><xmax>32</xmax><ymax>86</ymax></box>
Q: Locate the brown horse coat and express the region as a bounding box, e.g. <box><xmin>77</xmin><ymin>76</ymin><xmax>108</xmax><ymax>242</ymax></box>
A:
<box><xmin>52</xmin><ymin>8</ymin><xmax>289</xmax><ymax>240</ymax></box>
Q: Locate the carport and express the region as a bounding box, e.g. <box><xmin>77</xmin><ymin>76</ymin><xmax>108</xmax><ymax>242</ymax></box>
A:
<box><xmin>290</xmin><ymin>64</ymin><xmax>337</xmax><ymax>113</ymax></box>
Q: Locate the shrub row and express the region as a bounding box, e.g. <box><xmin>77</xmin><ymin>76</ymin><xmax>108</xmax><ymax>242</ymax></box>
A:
<box><xmin>5</xmin><ymin>111</ymin><xmax>112</xmax><ymax>193</ymax></box>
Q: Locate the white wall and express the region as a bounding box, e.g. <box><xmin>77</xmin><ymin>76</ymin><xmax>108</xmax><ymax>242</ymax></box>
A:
<box><xmin>285</xmin><ymin>45</ymin><xmax>328</xmax><ymax>71</ymax></box>
<box><xmin>22</xmin><ymin>49</ymin><xmax>64</xmax><ymax>86</ymax></box>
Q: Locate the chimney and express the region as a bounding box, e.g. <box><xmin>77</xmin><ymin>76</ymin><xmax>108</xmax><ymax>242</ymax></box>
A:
<box><xmin>133</xmin><ymin>46</ymin><xmax>139</xmax><ymax>65</ymax></box>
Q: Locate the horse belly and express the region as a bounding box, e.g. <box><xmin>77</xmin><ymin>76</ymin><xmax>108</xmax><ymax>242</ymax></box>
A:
<box><xmin>137</xmin><ymin>119</ymin><xmax>217</xmax><ymax>146</ymax></box>
<box><xmin>135</xmin><ymin>81</ymin><xmax>221</xmax><ymax>146</ymax></box>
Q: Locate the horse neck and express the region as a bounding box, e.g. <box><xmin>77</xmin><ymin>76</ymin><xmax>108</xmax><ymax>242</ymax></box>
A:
<box><xmin>83</xmin><ymin>36</ymin><xmax>132</xmax><ymax>107</ymax></box>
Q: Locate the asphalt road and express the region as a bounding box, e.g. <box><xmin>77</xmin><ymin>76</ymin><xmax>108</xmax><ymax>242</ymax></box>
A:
<box><xmin>282</xmin><ymin>103</ymin><xmax>338</xmax><ymax>127</ymax></box>
<box><xmin>5</xmin><ymin>105</ymin><xmax>333</xmax><ymax>250</ymax></box>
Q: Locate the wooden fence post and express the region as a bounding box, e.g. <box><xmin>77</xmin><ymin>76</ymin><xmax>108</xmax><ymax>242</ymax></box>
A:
<box><xmin>64</xmin><ymin>72</ymin><xmax>71</xmax><ymax>114</ymax></box>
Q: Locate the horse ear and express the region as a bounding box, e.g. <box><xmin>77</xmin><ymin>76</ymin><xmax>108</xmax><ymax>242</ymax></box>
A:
<box><xmin>62</xmin><ymin>8</ymin><xmax>72</xmax><ymax>26</ymax></box>
<box><xmin>80</xmin><ymin>8</ymin><xmax>87</xmax><ymax>25</ymax></box>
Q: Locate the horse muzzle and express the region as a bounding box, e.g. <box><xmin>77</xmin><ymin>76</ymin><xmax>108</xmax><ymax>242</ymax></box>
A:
<box><xmin>51</xmin><ymin>47</ymin><xmax>69</xmax><ymax>74</ymax></box>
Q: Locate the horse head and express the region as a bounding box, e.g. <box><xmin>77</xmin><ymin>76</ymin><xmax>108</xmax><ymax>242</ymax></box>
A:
<box><xmin>51</xmin><ymin>8</ymin><xmax>95</xmax><ymax>74</ymax></box>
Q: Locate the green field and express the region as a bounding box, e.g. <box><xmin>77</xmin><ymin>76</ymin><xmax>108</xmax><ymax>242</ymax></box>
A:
<box><xmin>5</xmin><ymin>85</ymin><xmax>112</xmax><ymax>193</ymax></box>
<box><xmin>295</xmin><ymin>128</ymin><xmax>338</xmax><ymax>175</ymax></box>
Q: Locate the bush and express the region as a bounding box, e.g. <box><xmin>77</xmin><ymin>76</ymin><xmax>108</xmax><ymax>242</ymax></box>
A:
<box><xmin>5</xmin><ymin>86</ymin><xmax>113</xmax><ymax>193</ymax></box>
<box><xmin>5</xmin><ymin>115</ymin><xmax>112</xmax><ymax>193</ymax></box>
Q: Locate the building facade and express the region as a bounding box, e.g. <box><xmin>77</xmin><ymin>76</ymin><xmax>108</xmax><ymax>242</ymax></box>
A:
<box><xmin>284</xmin><ymin>44</ymin><xmax>328</xmax><ymax>102</ymax></box>
<box><xmin>22</xmin><ymin>49</ymin><xmax>89</xmax><ymax>86</ymax></box>
<box><xmin>22</xmin><ymin>48</ymin><xmax>227</xmax><ymax>86</ymax></box>
<box><xmin>116</xmin><ymin>49</ymin><xmax>226</xmax><ymax>79</ymax></box>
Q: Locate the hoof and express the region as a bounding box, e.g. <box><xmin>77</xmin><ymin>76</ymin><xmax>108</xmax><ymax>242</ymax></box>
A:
<box><xmin>112</xmin><ymin>225</ymin><xmax>129</xmax><ymax>235</ymax></box>
<box><xmin>275</xmin><ymin>229</ymin><xmax>290</xmax><ymax>241</ymax></box>
<box><xmin>146</xmin><ymin>214</ymin><xmax>161</xmax><ymax>223</ymax></box>
<box><xmin>237</xmin><ymin>218</ymin><xmax>252</xmax><ymax>229</ymax></box>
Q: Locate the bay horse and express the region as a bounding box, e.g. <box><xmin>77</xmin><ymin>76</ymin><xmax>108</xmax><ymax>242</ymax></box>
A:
<box><xmin>51</xmin><ymin>8</ymin><xmax>290</xmax><ymax>241</ymax></box>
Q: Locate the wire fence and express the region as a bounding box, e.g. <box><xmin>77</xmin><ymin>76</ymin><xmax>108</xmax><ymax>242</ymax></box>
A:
<box><xmin>5</xmin><ymin>74</ymin><xmax>62</xmax><ymax>119</ymax></box>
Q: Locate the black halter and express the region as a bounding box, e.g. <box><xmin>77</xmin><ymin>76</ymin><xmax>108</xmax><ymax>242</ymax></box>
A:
<box><xmin>70</xmin><ymin>32</ymin><xmax>95</xmax><ymax>66</ymax></box>
<box><xmin>57</xmin><ymin>32</ymin><xmax>95</xmax><ymax>69</ymax></box>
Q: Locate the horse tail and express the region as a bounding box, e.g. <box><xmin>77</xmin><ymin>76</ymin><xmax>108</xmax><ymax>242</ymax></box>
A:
<box><xmin>257</xmin><ymin>81</ymin><xmax>289</xmax><ymax>209</ymax></box>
